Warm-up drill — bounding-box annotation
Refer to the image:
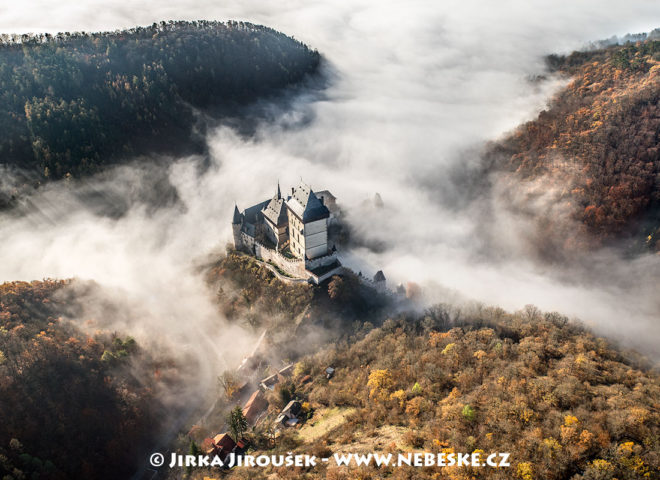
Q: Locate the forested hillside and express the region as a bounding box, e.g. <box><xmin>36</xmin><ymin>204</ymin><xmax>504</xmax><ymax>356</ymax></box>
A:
<box><xmin>153</xmin><ymin>255</ymin><xmax>660</xmax><ymax>480</ymax></box>
<box><xmin>205</xmin><ymin>251</ymin><xmax>392</xmax><ymax>358</ymax></box>
<box><xmin>490</xmin><ymin>40</ymin><xmax>660</xmax><ymax>251</ymax></box>
<box><xmin>2</xmin><ymin>257</ymin><xmax>657</xmax><ymax>480</ymax></box>
<box><xmin>216</xmin><ymin>303</ymin><xmax>659</xmax><ymax>480</ymax></box>
<box><xmin>0</xmin><ymin>20</ymin><xmax>320</xmax><ymax>180</ymax></box>
<box><xmin>0</xmin><ymin>280</ymin><xmax>178</xmax><ymax>479</ymax></box>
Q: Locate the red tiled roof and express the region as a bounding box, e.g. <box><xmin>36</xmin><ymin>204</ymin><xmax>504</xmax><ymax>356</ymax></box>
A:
<box><xmin>213</xmin><ymin>433</ymin><xmax>236</xmax><ymax>452</ymax></box>
<box><xmin>201</xmin><ymin>437</ymin><xmax>216</xmax><ymax>454</ymax></box>
<box><xmin>243</xmin><ymin>390</ymin><xmax>262</xmax><ymax>410</ymax></box>
<box><xmin>243</xmin><ymin>390</ymin><xmax>268</xmax><ymax>423</ymax></box>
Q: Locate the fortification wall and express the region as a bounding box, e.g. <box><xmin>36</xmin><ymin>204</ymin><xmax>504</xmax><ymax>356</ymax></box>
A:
<box><xmin>254</xmin><ymin>242</ymin><xmax>307</xmax><ymax>278</ymax></box>
<box><xmin>347</xmin><ymin>268</ymin><xmax>389</xmax><ymax>293</ymax></box>
<box><xmin>305</xmin><ymin>251</ymin><xmax>338</xmax><ymax>270</ymax></box>
<box><xmin>239</xmin><ymin>231</ymin><xmax>256</xmax><ymax>250</ymax></box>
<box><xmin>238</xmin><ymin>234</ymin><xmax>351</xmax><ymax>285</ymax></box>
<box><xmin>309</xmin><ymin>266</ymin><xmax>345</xmax><ymax>284</ymax></box>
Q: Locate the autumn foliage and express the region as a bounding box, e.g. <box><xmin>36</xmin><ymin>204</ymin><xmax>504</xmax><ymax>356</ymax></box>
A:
<box><xmin>0</xmin><ymin>280</ymin><xmax>171</xmax><ymax>479</ymax></box>
<box><xmin>491</xmin><ymin>40</ymin><xmax>660</xmax><ymax>252</ymax></box>
<box><xmin>224</xmin><ymin>304</ymin><xmax>659</xmax><ymax>480</ymax></box>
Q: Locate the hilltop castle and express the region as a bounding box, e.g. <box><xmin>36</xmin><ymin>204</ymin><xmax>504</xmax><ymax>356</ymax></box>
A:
<box><xmin>232</xmin><ymin>181</ymin><xmax>344</xmax><ymax>284</ymax></box>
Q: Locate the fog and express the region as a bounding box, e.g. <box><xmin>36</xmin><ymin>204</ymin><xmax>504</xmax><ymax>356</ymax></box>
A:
<box><xmin>0</xmin><ymin>0</ymin><xmax>659</xmax><ymax>407</ymax></box>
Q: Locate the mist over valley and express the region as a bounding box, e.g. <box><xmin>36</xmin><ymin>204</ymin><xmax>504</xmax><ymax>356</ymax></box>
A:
<box><xmin>0</xmin><ymin>2</ymin><xmax>658</xmax><ymax>479</ymax></box>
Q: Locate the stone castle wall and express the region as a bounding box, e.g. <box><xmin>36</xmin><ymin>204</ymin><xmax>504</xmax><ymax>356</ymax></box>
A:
<box><xmin>235</xmin><ymin>225</ymin><xmax>345</xmax><ymax>285</ymax></box>
<box><xmin>305</xmin><ymin>251</ymin><xmax>338</xmax><ymax>270</ymax></box>
<box><xmin>254</xmin><ymin>242</ymin><xmax>307</xmax><ymax>278</ymax></box>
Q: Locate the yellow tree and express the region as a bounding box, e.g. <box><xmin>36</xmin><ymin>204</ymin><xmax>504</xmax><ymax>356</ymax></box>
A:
<box><xmin>368</xmin><ymin>369</ymin><xmax>394</xmax><ymax>401</ymax></box>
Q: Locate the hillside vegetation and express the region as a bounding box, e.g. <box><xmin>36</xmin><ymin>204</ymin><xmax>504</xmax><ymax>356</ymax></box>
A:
<box><xmin>0</xmin><ymin>20</ymin><xmax>320</xmax><ymax>181</ymax></box>
<box><xmin>219</xmin><ymin>304</ymin><xmax>659</xmax><ymax>480</ymax></box>
<box><xmin>0</xmin><ymin>260</ymin><xmax>656</xmax><ymax>480</ymax></box>
<box><xmin>168</xmin><ymin>258</ymin><xmax>660</xmax><ymax>480</ymax></box>
<box><xmin>206</xmin><ymin>251</ymin><xmax>392</xmax><ymax>343</ymax></box>
<box><xmin>490</xmin><ymin>40</ymin><xmax>660</xmax><ymax>252</ymax></box>
<box><xmin>0</xmin><ymin>280</ymin><xmax>178</xmax><ymax>480</ymax></box>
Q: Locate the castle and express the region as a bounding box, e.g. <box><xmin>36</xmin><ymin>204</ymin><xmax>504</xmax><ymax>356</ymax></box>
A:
<box><xmin>232</xmin><ymin>181</ymin><xmax>344</xmax><ymax>284</ymax></box>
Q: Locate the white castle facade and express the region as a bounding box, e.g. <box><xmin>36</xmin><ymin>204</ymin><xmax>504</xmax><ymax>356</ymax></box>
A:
<box><xmin>232</xmin><ymin>181</ymin><xmax>344</xmax><ymax>284</ymax></box>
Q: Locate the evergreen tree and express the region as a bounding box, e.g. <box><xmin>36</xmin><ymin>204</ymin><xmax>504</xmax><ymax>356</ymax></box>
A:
<box><xmin>227</xmin><ymin>406</ymin><xmax>248</xmax><ymax>443</ymax></box>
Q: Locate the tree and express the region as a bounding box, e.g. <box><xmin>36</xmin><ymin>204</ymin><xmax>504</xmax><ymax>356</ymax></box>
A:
<box><xmin>186</xmin><ymin>439</ymin><xmax>202</xmax><ymax>475</ymax></box>
<box><xmin>227</xmin><ymin>406</ymin><xmax>248</xmax><ymax>442</ymax></box>
<box><xmin>275</xmin><ymin>381</ymin><xmax>295</xmax><ymax>408</ymax></box>
<box><xmin>218</xmin><ymin>371</ymin><xmax>240</xmax><ymax>400</ymax></box>
<box><xmin>0</xmin><ymin>21</ymin><xmax>321</xmax><ymax>181</ymax></box>
<box><xmin>327</xmin><ymin>276</ymin><xmax>344</xmax><ymax>300</ymax></box>
<box><xmin>367</xmin><ymin>369</ymin><xmax>394</xmax><ymax>401</ymax></box>
<box><xmin>462</xmin><ymin>404</ymin><xmax>476</xmax><ymax>422</ymax></box>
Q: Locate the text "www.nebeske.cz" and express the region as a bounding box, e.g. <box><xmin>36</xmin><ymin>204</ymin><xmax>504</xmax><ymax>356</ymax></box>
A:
<box><xmin>157</xmin><ymin>451</ymin><xmax>511</xmax><ymax>469</ymax></box>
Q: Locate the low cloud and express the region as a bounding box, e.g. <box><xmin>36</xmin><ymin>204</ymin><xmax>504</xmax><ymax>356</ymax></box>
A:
<box><xmin>0</xmin><ymin>0</ymin><xmax>659</xmax><ymax>412</ymax></box>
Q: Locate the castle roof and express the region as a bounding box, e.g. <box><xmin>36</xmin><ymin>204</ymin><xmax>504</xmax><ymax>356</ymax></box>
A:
<box><xmin>240</xmin><ymin>199</ymin><xmax>269</xmax><ymax>236</ymax></box>
<box><xmin>287</xmin><ymin>181</ymin><xmax>330</xmax><ymax>223</ymax></box>
<box><xmin>374</xmin><ymin>270</ymin><xmax>386</xmax><ymax>282</ymax></box>
<box><xmin>262</xmin><ymin>185</ymin><xmax>288</xmax><ymax>227</ymax></box>
<box><xmin>232</xmin><ymin>205</ymin><xmax>242</xmax><ymax>224</ymax></box>
<box><xmin>315</xmin><ymin>190</ymin><xmax>336</xmax><ymax>202</ymax></box>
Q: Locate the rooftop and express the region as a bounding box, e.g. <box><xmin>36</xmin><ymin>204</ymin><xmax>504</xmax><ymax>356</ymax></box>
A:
<box><xmin>262</xmin><ymin>195</ymin><xmax>287</xmax><ymax>226</ymax></box>
<box><xmin>287</xmin><ymin>181</ymin><xmax>330</xmax><ymax>223</ymax></box>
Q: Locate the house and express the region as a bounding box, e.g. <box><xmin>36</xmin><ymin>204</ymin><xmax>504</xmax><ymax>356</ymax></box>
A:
<box><xmin>259</xmin><ymin>363</ymin><xmax>294</xmax><ymax>391</ymax></box>
<box><xmin>231</xmin><ymin>181</ymin><xmax>395</xmax><ymax>290</ymax></box>
<box><xmin>232</xmin><ymin>181</ymin><xmax>343</xmax><ymax>284</ymax></box>
<box><xmin>275</xmin><ymin>400</ymin><xmax>303</xmax><ymax>427</ymax></box>
<box><xmin>259</xmin><ymin>372</ymin><xmax>279</xmax><ymax>391</ymax></box>
<box><xmin>201</xmin><ymin>437</ymin><xmax>215</xmax><ymax>455</ymax></box>
<box><xmin>214</xmin><ymin>433</ymin><xmax>236</xmax><ymax>457</ymax></box>
<box><xmin>203</xmin><ymin>433</ymin><xmax>236</xmax><ymax>461</ymax></box>
<box><xmin>242</xmin><ymin>390</ymin><xmax>268</xmax><ymax>425</ymax></box>
<box><xmin>203</xmin><ymin>434</ymin><xmax>250</xmax><ymax>467</ymax></box>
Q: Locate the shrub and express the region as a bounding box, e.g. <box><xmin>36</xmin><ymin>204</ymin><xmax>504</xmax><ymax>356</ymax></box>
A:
<box><xmin>461</xmin><ymin>404</ymin><xmax>476</xmax><ymax>422</ymax></box>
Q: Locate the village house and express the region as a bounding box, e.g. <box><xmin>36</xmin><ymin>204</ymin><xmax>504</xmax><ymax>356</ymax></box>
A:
<box><xmin>259</xmin><ymin>363</ymin><xmax>294</xmax><ymax>390</ymax></box>
<box><xmin>204</xmin><ymin>433</ymin><xmax>236</xmax><ymax>462</ymax></box>
<box><xmin>242</xmin><ymin>390</ymin><xmax>268</xmax><ymax>425</ymax></box>
<box><xmin>203</xmin><ymin>433</ymin><xmax>248</xmax><ymax>464</ymax></box>
<box><xmin>275</xmin><ymin>400</ymin><xmax>303</xmax><ymax>428</ymax></box>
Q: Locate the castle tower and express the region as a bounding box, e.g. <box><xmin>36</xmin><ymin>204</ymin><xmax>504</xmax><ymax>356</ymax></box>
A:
<box><xmin>232</xmin><ymin>204</ymin><xmax>243</xmax><ymax>249</ymax></box>
<box><xmin>286</xmin><ymin>181</ymin><xmax>330</xmax><ymax>260</ymax></box>
<box><xmin>261</xmin><ymin>183</ymin><xmax>289</xmax><ymax>247</ymax></box>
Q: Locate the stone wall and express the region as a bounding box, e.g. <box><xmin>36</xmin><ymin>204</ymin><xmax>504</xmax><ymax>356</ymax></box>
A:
<box><xmin>305</xmin><ymin>251</ymin><xmax>338</xmax><ymax>270</ymax></box>
<box><xmin>238</xmin><ymin>234</ymin><xmax>350</xmax><ymax>285</ymax></box>
<box><xmin>254</xmin><ymin>242</ymin><xmax>307</xmax><ymax>278</ymax></box>
<box><xmin>309</xmin><ymin>265</ymin><xmax>345</xmax><ymax>284</ymax></box>
<box><xmin>239</xmin><ymin>231</ymin><xmax>256</xmax><ymax>250</ymax></box>
<box><xmin>347</xmin><ymin>268</ymin><xmax>389</xmax><ymax>294</ymax></box>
